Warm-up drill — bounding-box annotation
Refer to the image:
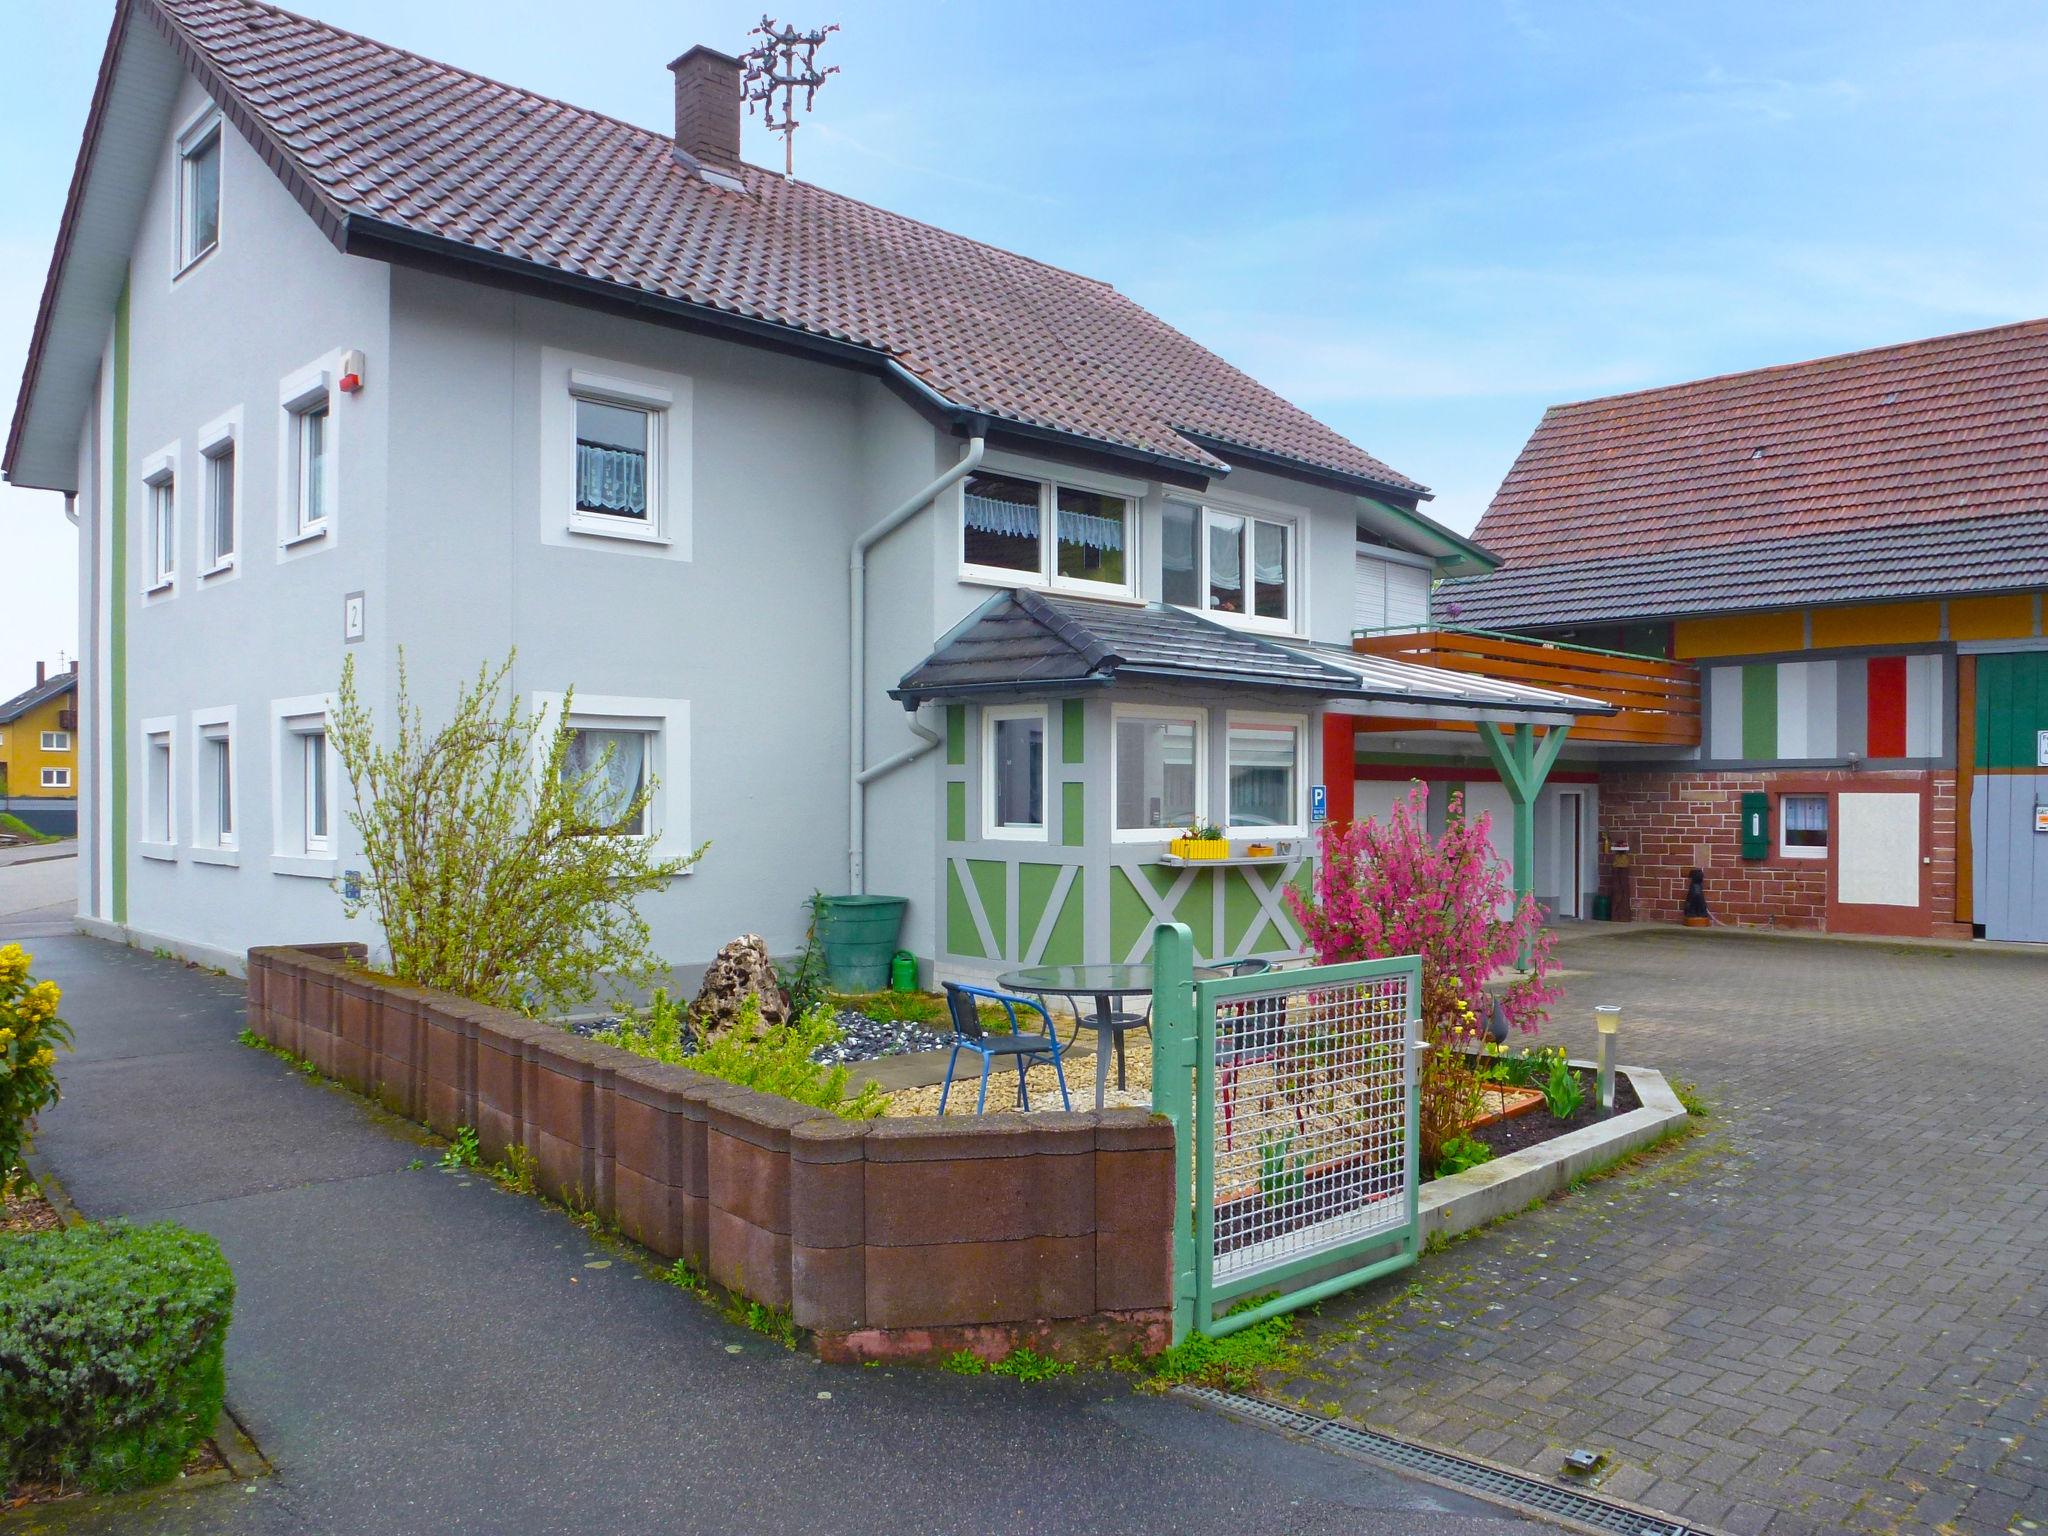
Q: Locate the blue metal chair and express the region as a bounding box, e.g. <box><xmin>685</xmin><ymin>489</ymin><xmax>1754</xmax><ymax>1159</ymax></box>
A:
<box><xmin>940</xmin><ymin>983</ymin><xmax>1072</xmax><ymax>1115</ymax></box>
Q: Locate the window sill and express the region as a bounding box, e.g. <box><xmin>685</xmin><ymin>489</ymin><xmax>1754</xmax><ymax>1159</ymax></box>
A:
<box><xmin>144</xmin><ymin>579</ymin><xmax>175</xmax><ymax>597</ymax></box>
<box><xmin>959</xmin><ymin>567</ymin><xmax>1142</xmax><ymax>605</ymax></box>
<box><xmin>1185</xmin><ymin>609</ymin><xmax>1302</xmax><ymax>640</ymax></box>
<box><xmin>200</xmin><ymin>557</ymin><xmax>237</xmax><ymax>580</ymax></box>
<box><xmin>138</xmin><ymin>843</ymin><xmax>179</xmax><ymax>863</ymax></box>
<box><xmin>981</xmin><ymin>827</ymin><xmax>1050</xmax><ymax>843</ymax></box>
<box><xmin>191</xmin><ymin>845</ymin><xmax>240</xmax><ymax>867</ymax></box>
<box><xmin>270</xmin><ymin>854</ymin><xmax>338</xmax><ymax>880</ymax></box>
<box><xmin>567</xmin><ymin>517</ymin><xmax>669</xmax><ymax>547</ymax></box>
<box><xmin>1780</xmin><ymin>849</ymin><xmax>1829</xmax><ymax>861</ymax></box>
<box><xmin>281</xmin><ymin>524</ymin><xmax>330</xmax><ymax>551</ymax></box>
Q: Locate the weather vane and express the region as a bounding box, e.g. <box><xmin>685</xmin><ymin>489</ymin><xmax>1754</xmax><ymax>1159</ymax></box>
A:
<box><xmin>741</xmin><ymin>16</ymin><xmax>840</xmax><ymax>179</ymax></box>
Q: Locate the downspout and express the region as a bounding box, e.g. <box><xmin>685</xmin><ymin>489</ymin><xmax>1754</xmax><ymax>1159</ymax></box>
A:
<box><xmin>849</xmin><ymin>434</ymin><xmax>986</xmax><ymax>893</ymax></box>
<box><xmin>63</xmin><ymin>493</ymin><xmax>79</xmax><ymax>526</ymax></box>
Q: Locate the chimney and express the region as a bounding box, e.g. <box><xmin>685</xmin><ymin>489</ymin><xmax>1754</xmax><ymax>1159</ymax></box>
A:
<box><xmin>669</xmin><ymin>46</ymin><xmax>744</xmax><ymax>174</ymax></box>
<box><xmin>36</xmin><ymin>661</ymin><xmax>45</xmax><ymax>685</ymax></box>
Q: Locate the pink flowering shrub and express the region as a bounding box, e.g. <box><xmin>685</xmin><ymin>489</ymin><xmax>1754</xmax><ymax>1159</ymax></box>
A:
<box><xmin>1285</xmin><ymin>783</ymin><xmax>1560</xmax><ymax>1163</ymax></box>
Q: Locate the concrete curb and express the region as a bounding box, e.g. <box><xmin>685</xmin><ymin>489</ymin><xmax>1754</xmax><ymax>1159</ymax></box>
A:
<box><xmin>1419</xmin><ymin>1064</ymin><xmax>1689</xmax><ymax>1244</ymax></box>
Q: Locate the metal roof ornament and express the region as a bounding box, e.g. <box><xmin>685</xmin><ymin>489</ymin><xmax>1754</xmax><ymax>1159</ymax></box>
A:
<box><xmin>741</xmin><ymin>16</ymin><xmax>840</xmax><ymax>180</ymax></box>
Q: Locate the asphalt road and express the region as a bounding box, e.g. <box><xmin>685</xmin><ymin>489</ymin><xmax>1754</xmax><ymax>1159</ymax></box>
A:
<box><xmin>12</xmin><ymin>914</ymin><xmax>1550</xmax><ymax>1536</ymax></box>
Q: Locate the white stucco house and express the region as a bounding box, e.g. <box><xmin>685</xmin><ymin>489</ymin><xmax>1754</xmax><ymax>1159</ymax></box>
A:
<box><xmin>5</xmin><ymin>0</ymin><xmax>1609</xmax><ymax>980</ymax></box>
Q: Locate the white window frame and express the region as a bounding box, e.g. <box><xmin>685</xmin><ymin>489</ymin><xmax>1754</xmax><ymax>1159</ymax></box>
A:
<box><xmin>1109</xmin><ymin>703</ymin><xmax>1207</xmax><ymax>843</ymax></box>
<box><xmin>1164</xmin><ymin>496</ymin><xmax>1303</xmax><ymax>636</ymax></box>
<box><xmin>980</xmin><ymin>704</ymin><xmax>1050</xmax><ymax>842</ymax></box>
<box><xmin>270</xmin><ymin>694</ymin><xmax>337</xmax><ymax>877</ymax></box>
<box><xmin>190</xmin><ymin>706</ymin><xmax>238</xmax><ymax>865</ymax></box>
<box><xmin>40</xmin><ymin>767</ymin><xmax>70</xmax><ymax>789</ymax></box>
<box><xmin>1780</xmin><ymin>792</ymin><xmax>1830</xmax><ymax>860</ymax></box>
<box><xmin>173</xmin><ymin>106</ymin><xmax>223</xmax><ymax>277</ymax></box>
<box><xmin>140</xmin><ymin>716</ymin><xmax>177</xmax><ymax>859</ymax></box>
<box><xmin>141</xmin><ymin>443</ymin><xmax>179</xmax><ymax>596</ymax></box>
<box><xmin>530</xmin><ymin>693</ymin><xmax>694</xmax><ymax>865</ymax></box>
<box><xmin>538</xmin><ymin>351</ymin><xmax>692</xmax><ymax>559</ymax></box>
<box><xmin>1223</xmin><ymin>710</ymin><xmax>1308</xmax><ymax>838</ymax></box>
<box><xmin>957</xmin><ymin>461</ymin><xmax>1142</xmax><ymax>602</ymax></box>
<box><xmin>278</xmin><ymin>363</ymin><xmax>336</xmax><ymax>555</ymax></box>
<box><xmin>197</xmin><ymin>408</ymin><xmax>242</xmax><ymax>579</ymax></box>
<box><xmin>567</xmin><ymin>372</ymin><xmax>670</xmax><ymax>544</ymax></box>
<box><xmin>40</xmin><ymin>730</ymin><xmax>70</xmax><ymax>752</ymax></box>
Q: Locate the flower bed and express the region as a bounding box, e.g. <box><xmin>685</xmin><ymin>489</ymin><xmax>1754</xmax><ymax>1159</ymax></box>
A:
<box><xmin>246</xmin><ymin>944</ymin><xmax>1176</xmax><ymax>1363</ymax></box>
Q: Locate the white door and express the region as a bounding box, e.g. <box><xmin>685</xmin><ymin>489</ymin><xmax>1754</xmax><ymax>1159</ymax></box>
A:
<box><xmin>1558</xmin><ymin>791</ymin><xmax>1585</xmax><ymax>918</ymax></box>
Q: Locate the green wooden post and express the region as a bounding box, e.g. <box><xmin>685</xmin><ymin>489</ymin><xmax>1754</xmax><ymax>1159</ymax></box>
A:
<box><xmin>1149</xmin><ymin>920</ymin><xmax>1197</xmax><ymax>1346</ymax></box>
<box><xmin>1477</xmin><ymin>721</ymin><xmax>1572</xmax><ymax>964</ymax></box>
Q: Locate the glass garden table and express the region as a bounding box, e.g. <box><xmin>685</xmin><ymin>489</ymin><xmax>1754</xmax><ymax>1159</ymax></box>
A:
<box><xmin>996</xmin><ymin>961</ymin><xmax>1223</xmax><ymax>1110</ymax></box>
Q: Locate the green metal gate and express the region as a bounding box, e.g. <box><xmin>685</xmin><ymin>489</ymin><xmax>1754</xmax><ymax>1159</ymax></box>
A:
<box><xmin>1150</xmin><ymin>921</ymin><xmax>1421</xmax><ymax>1342</ymax></box>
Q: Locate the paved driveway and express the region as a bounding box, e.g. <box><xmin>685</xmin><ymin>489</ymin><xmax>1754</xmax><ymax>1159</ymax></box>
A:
<box><xmin>1270</xmin><ymin>928</ymin><xmax>2048</xmax><ymax>1536</ymax></box>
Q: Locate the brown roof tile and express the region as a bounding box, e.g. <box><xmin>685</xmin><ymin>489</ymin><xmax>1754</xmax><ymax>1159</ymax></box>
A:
<box><xmin>143</xmin><ymin>0</ymin><xmax>1423</xmax><ymax>492</ymax></box>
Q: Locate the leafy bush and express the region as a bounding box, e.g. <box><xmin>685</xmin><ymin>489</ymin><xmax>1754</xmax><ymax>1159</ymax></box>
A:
<box><xmin>1287</xmin><ymin>784</ymin><xmax>1560</xmax><ymax>1168</ymax></box>
<box><xmin>602</xmin><ymin>995</ymin><xmax>886</xmax><ymax>1120</ymax></box>
<box><xmin>331</xmin><ymin>650</ymin><xmax>705</xmax><ymax>1019</ymax></box>
<box><xmin>1434</xmin><ymin>1133</ymin><xmax>1494</xmax><ymax>1178</ymax></box>
<box><xmin>1542</xmin><ymin>1050</ymin><xmax>1585</xmax><ymax>1120</ymax></box>
<box><xmin>0</xmin><ymin>943</ymin><xmax>71</xmax><ymax>1196</ymax></box>
<box><xmin>775</xmin><ymin>892</ymin><xmax>830</xmax><ymax>1019</ymax></box>
<box><xmin>0</xmin><ymin>1222</ymin><xmax>235</xmax><ymax>1493</ymax></box>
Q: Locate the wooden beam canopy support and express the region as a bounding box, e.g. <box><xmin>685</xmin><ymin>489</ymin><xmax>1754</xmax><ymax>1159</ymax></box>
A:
<box><xmin>1476</xmin><ymin>721</ymin><xmax>1573</xmax><ymax>960</ymax></box>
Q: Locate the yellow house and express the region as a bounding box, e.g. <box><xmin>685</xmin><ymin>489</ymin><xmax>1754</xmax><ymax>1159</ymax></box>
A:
<box><xmin>0</xmin><ymin>663</ymin><xmax>79</xmax><ymax>827</ymax></box>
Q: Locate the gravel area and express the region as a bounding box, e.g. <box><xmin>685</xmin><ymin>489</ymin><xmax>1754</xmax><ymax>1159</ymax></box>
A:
<box><xmin>884</xmin><ymin>1034</ymin><xmax>1155</xmax><ymax>1116</ymax></box>
<box><xmin>812</xmin><ymin>1009</ymin><xmax>951</xmax><ymax>1065</ymax></box>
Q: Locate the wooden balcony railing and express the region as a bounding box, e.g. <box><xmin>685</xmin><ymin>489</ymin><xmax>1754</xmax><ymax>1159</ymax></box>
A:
<box><xmin>1353</xmin><ymin>627</ymin><xmax>1701</xmax><ymax>746</ymax></box>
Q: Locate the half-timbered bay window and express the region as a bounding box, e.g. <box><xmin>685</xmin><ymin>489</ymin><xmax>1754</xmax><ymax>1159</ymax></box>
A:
<box><xmin>1112</xmin><ymin>707</ymin><xmax>1203</xmax><ymax>839</ymax></box>
<box><xmin>1162</xmin><ymin>499</ymin><xmax>1296</xmax><ymax>632</ymax></box>
<box><xmin>961</xmin><ymin>471</ymin><xmax>1133</xmax><ymax>597</ymax></box>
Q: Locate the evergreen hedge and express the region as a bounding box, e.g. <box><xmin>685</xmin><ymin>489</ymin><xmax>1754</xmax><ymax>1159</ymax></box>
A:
<box><xmin>0</xmin><ymin>1221</ymin><xmax>235</xmax><ymax>1492</ymax></box>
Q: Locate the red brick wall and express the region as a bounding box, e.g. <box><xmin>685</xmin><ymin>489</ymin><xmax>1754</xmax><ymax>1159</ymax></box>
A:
<box><xmin>1596</xmin><ymin>768</ymin><xmax>1964</xmax><ymax>937</ymax></box>
<box><xmin>247</xmin><ymin>946</ymin><xmax>1173</xmax><ymax>1363</ymax></box>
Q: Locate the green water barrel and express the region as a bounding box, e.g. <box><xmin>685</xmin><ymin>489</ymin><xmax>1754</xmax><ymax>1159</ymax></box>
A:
<box><xmin>815</xmin><ymin>895</ymin><xmax>909</xmax><ymax>992</ymax></box>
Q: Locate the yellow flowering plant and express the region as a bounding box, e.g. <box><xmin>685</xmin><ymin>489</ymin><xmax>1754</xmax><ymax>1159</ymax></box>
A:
<box><xmin>0</xmin><ymin>943</ymin><xmax>72</xmax><ymax>1195</ymax></box>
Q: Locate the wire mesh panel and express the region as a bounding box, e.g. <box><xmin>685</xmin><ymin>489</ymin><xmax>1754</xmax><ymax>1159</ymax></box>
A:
<box><xmin>1192</xmin><ymin>957</ymin><xmax>1419</xmax><ymax>1325</ymax></box>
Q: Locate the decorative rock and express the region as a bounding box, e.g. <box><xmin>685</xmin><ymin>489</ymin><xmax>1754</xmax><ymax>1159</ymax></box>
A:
<box><xmin>691</xmin><ymin>934</ymin><xmax>789</xmax><ymax>1040</ymax></box>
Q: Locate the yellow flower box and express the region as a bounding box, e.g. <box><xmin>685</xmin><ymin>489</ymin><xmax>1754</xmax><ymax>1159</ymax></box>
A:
<box><xmin>1169</xmin><ymin>836</ymin><xmax>1229</xmax><ymax>861</ymax></box>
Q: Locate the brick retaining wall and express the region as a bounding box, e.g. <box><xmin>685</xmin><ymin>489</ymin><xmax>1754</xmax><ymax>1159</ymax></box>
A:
<box><xmin>247</xmin><ymin>945</ymin><xmax>1174</xmax><ymax>1362</ymax></box>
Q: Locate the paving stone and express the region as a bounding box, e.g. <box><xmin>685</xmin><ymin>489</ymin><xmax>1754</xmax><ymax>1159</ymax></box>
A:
<box><xmin>1270</xmin><ymin>930</ymin><xmax>2048</xmax><ymax>1536</ymax></box>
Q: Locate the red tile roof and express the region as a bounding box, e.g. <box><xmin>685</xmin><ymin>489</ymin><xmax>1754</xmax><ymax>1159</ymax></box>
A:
<box><xmin>1471</xmin><ymin>317</ymin><xmax>2048</xmax><ymax>569</ymax></box>
<box><xmin>140</xmin><ymin>0</ymin><xmax>1424</xmax><ymax>493</ymax></box>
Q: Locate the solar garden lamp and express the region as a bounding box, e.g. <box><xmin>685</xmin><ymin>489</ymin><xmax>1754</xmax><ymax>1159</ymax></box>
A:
<box><xmin>1594</xmin><ymin>1006</ymin><xmax>1621</xmax><ymax>1112</ymax></box>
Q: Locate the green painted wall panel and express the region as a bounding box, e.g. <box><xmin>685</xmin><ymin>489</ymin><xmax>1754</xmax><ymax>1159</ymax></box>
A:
<box><xmin>945</xmin><ymin>705</ymin><xmax>965</xmax><ymax>766</ymax></box>
<box><xmin>945</xmin><ymin>781</ymin><xmax>965</xmax><ymax>842</ymax></box>
<box><xmin>1222</xmin><ymin>868</ymin><xmax>1264</xmax><ymax>953</ymax></box>
<box><xmin>1060</xmin><ymin>780</ymin><xmax>1085</xmax><ymax>847</ymax></box>
<box><xmin>969</xmin><ymin>859</ymin><xmax>1007</xmax><ymax>960</ymax></box>
<box><xmin>945</xmin><ymin>860</ymin><xmax>983</xmax><ymax>957</ymax></box>
<box><xmin>1247</xmin><ymin>916</ymin><xmax>1286</xmax><ymax>955</ymax></box>
<box><xmin>1110</xmin><ymin>866</ymin><xmax>1150</xmax><ymax>960</ymax></box>
<box><xmin>1061</xmin><ymin>698</ymin><xmax>1085</xmax><ymax>764</ymax></box>
<box><xmin>1042</xmin><ymin>877</ymin><xmax>1084</xmax><ymax>966</ymax></box>
<box><xmin>1978</xmin><ymin>653</ymin><xmax>2048</xmax><ymax>769</ymax></box>
<box><xmin>1017</xmin><ymin>863</ymin><xmax>1060</xmax><ymax>955</ymax></box>
<box><xmin>1741</xmin><ymin>663</ymin><xmax>1779</xmax><ymax>759</ymax></box>
<box><xmin>1174</xmin><ymin>871</ymin><xmax>1214</xmax><ymax>960</ymax></box>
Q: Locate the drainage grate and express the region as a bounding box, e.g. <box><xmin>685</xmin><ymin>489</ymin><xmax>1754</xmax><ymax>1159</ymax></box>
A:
<box><xmin>1174</xmin><ymin>1386</ymin><xmax>1697</xmax><ymax>1536</ymax></box>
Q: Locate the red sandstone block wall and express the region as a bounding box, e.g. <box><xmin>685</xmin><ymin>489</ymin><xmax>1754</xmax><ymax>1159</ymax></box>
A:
<box><xmin>245</xmin><ymin>947</ymin><xmax>1175</xmax><ymax>1362</ymax></box>
<box><xmin>1596</xmin><ymin>768</ymin><xmax>1964</xmax><ymax>937</ymax></box>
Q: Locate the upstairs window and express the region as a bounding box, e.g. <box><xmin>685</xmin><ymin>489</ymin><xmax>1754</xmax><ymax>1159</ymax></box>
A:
<box><xmin>177</xmin><ymin>112</ymin><xmax>222</xmax><ymax>271</ymax></box>
<box><xmin>146</xmin><ymin>470</ymin><xmax>176</xmax><ymax>591</ymax></box>
<box><xmin>41</xmin><ymin>768</ymin><xmax>70</xmax><ymax>789</ymax></box>
<box><xmin>292</xmin><ymin>398</ymin><xmax>329</xmax><ymax>539</ymax></box>
<box><xmin>961</xmin><ymin>471</ymin><xmax>1134</xmax><ymax>598</ymax></box>
<box><xmin>203</xmin><ymin>437</ymin><xmax>236</xmax><ymax>570</ymax></box>
<box><xmin>573</xmin><ymin>396</ymin><xmax>657</xmax><ymax>534</ymax></box>
<box><xmin>41</xmin><ymin>731</ymin><xmax>70</xmax><ymax>752</ymax></box>
<box><xmin>1164</xmin><ymin>500</ymin><xmax>1296</xmax><ymax>632</ymax></box>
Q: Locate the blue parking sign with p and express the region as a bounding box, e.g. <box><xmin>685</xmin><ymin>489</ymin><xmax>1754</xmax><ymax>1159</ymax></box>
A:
<box><xmin>1310</xmin><ymin>784</ymin><xmax>1328</xmax><ymax>823</ymax></box>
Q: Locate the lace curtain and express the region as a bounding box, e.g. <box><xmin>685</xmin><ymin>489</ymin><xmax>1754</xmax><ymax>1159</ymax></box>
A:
<box><xmin>576</xmin><ymin>443</ymin><xmax>647</xmax><ymax>516</ymax></box>
<box><xmin>564</xmin><ymin>728</ymin><xmax>647</xmax><ymax>832</ymax></box>
<box><xmin>964</xmin><ymin>493</ymin><xmax>1125</xmax><ymax>551</ymax></box>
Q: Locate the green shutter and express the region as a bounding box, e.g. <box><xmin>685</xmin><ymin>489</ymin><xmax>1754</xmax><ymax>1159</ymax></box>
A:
<box><xmin>1741</xmin><ymin>664</ymin><xmax>1779</xmax><ymax>760</ymax></box>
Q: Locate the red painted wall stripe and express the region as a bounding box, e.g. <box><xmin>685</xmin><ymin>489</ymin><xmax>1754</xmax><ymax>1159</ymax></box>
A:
<box><xmin>1321</xmin><ymin>715</ymin><xmax>1356</xmax><ymax>826</ymax></box>
<box><xmin>1866</xmin><ymin>655</ymin><xmax>1907</xmax><ymax>758</ymax></box>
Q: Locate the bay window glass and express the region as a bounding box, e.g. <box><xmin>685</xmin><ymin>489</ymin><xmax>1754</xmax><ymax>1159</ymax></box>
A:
<box><xmin>1162</xmin><ymin>500</ymin><xmax>1199</xmax><ymax>606</ymax></box>
<box><xmin>574</xmin><ymin>397</ymin><xmax>652</xmax><ymax>526</ymax></box>
<box><xmin>985</xmin><ymin>709</ymin><xmax>1045</xmax><ymax>836</ymax></box>
<box><xmin>563</xmin><ymin>727</ymin><xmax>651</xmax><ymax>836</ymax></box>
<box><xmin>1114</xmin><ymin>711</ymin><xmax>1200</xmax><ymax>835</ymax></box>
<box><xmin>1054</xmin><ymin>486</ymin><xmax>1128</xmax><ymax>587</ymax></box>
<box><xmin>1227</xmin><ymin>719</ymin><xmax>1302</xmax><ymax>830</ymax></box>
<box><xmin>1207</xmin><ymin>511</ymin><xmax>1245</xmax><ymax>614</ymax></box>
<box><xmin>962</xmin><ymin>471</ymin><xmax>1043</xmax><ymax>574</ymax></box>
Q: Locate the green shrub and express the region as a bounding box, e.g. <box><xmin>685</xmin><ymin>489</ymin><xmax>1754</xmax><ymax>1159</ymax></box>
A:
<box><xmin>602</xmin><ymin>995</ymin><xmax>886</xmax><ymax>1120</ymax></box>
<box><xmin>0</xmin><ymin>813</ymin><xmax>55</xmax><ymax>845</ymax></box>
<box><xmin>0</xmin><ymin>1222</ymin><xmax>235</xmax><ymax>1493</ymax></box>
<box><xmin>1434</xmin><ymin>1133</ymin><xmax>1494</xmax><ymax>1178</ymax></box>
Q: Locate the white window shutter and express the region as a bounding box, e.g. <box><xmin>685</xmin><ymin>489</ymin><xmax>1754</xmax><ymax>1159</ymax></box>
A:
<box><xmin>1354</xmin><ymin>552</ymin><xmax>1388</xmax><ymax>631</ymax></box>
<box><xmin>1386</xmin><ymin>562</ymin><xmax>1432</xmax><ymax>629</ymax></box>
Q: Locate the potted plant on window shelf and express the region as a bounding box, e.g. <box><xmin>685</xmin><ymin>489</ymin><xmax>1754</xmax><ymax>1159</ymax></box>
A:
<box><xmin>1171</xmin><ymin>820</ymin><xmax>1229</xmax><ymax>860</ymax></box>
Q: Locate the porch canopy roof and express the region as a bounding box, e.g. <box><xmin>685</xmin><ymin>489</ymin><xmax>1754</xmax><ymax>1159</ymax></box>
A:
<box><xmin>891</xmin><ymin>590</ymin><xmax>1612</xmax><ymax>727</ymax></box>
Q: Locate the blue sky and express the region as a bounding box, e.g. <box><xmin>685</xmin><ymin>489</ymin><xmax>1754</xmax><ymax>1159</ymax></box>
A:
<box><xmin>5</xmin><ymin>0</ymin><xmax>2048</xmax><ymax>686</ymax></box>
